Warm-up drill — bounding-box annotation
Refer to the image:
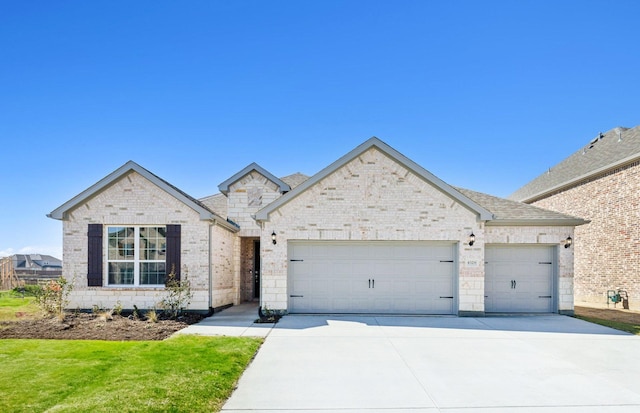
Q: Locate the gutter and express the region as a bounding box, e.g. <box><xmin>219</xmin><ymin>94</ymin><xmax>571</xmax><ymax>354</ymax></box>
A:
<box><xmin>486</xmin><ymin>218</ymin><xmax>590</xmax><ymax>227</ymax></box>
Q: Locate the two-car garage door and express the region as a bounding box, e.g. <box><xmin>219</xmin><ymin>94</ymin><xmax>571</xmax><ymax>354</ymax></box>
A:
<box><xmin>288</xmin><ymin>241</ymin><xmax>456</xmax><ymax>314</ymax></box>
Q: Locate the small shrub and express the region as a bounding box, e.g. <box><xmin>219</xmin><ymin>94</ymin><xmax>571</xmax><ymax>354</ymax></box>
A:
<box><xmin>113</xmin><ymin>301</ymin><xmax>123</xmax><ymax>316</ymax></box>
<box><xmin>35</xmin><ymin>277</ymin><xmax>72</xmax><ymax>319</ymax></box>
<box><xmin>132</xmin><ymin>305</ymin><xmax>140</xmax><ymax>320</ymax></box>
<box><xmin>146</xmin><ymin>309</ymin><xmax>158</xmax><ymax>323</ymax></box>
<box><xmin>158</xmin><ymin>267</ymin><xmax>193</xmax><ymax>319</ymax></box>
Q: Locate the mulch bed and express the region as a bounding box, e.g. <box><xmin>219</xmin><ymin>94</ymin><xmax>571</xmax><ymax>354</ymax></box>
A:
<box><xmin>2</xmin><ymin>306</ymin><xmax>636</xmax><ymax>341</ymax></box>
<box><xmin>0</xmin><ymin>312</ymin><xmax>204</xmax><ymax>341</ymax></box>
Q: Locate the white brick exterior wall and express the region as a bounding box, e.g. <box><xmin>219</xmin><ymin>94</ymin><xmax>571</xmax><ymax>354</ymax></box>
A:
<box><xmin>60</xmin><ymin>171</ymin><xmax>237</xmax><ymax>312</ymax></box>
<box><xmin>258</xmin><ymin>148</ymin><xmax>576</xmax><ymax>315</ymax></box>
<box><xmin>56</xmin><ymin>150</ymin><xmax>577</xmax><ymax>316</ymax></box>
<box><xmin>227</xmin><ymin>171</ymin><xmax>283</xmax><ymax>237</ymax></box>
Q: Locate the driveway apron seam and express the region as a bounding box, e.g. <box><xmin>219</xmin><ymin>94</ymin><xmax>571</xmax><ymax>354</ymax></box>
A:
<box><xmin>375</xmin><ymin>316</ymin><xmax>441</xmax><ymax>411</ymax></box>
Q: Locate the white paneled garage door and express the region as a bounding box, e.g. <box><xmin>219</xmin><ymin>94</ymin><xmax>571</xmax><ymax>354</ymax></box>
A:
<box><xmin>288</xmin><ymin>241</ymin><xmax>457</xmax><ymax>314</ymax></box>
<box><xmin>485</xmin><ymin>245</ymin><xmax>555</xmax><ymax>313</ymax></box>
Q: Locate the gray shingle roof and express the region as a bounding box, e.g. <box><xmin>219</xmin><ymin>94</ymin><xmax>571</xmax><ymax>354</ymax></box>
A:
<box><xmin>199</xmin><ymin>193</ymin><xmax>228</xmax><ymax>218</ymax></box>
<box><xmin>11</xmin><ymin>254</ymin><xmax>62</xmax><ymax>270</ymax></box>
<box><xmin>456</xmin><ymin>188</ymin><xmax>588</xmax><ymax>226</ymax></box>
<box><xmin>280</xmin><ymin>172</ymin><xmax>309</xmax><ymax>189</ymax></box>
<box><xmin>510</xmin><ymin>125</ymin><xmax>640</xmax><ymax>203</ymax></box>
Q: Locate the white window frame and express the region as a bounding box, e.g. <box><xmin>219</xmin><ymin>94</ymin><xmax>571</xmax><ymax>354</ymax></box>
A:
<box><xmin>105</xmin><ymin>226</ymin><xmax>166</xmax><ymax>287</ymax></box>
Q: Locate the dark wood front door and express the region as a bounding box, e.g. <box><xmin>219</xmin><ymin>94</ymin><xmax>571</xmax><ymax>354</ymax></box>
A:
<box><xmin>253</xmin><ymin>241</ymin><xmax>260</xmax><ymax>298</ymax></box>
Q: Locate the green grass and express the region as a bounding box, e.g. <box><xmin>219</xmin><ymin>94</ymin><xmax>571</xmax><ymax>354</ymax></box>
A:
<box><xmin>0</xmin><ymin>335</ymin><xmax>262</xmax><ymax>412</ymax></box>
<box><xmin>0</xmin><ymin>291</ymin><xmax>40</xmax><ymax>321</ymax></box>
<box><xmin>574</xmin><ymin>315</ymin><xmax>640</xmax><ymax>335</ymax></box>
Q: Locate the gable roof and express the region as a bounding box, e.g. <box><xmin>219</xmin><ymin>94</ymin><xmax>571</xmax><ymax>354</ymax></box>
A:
<box><xmin>457</xmin><ymin>188</ymin><xmax>589</xmax><ymax>226</ymax></box>
<box><xmin>255</xmin><ymin>137</ymin><xmax>495</xmax><ymax>222</ymax></box>
<box><xmin>48</xmin><ymin>161</ymin><xmax>239</xmax><ymax>232</ymax></box>
<box><xmin>510</xmin><ymin>125</ymin><xmax>640</xmax><ymax>203</ymax></box>
<box><xmin>200</xmin><ymin>172</ymin><xmax>309</xmax><ymax>218</ymax></box>
<box><xmin>218</xmin><ymin>162</ymin><xmax>291</xmax><ymax>196</ymax></box>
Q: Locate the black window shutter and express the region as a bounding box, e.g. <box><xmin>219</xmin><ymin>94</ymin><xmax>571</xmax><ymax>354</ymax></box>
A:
<box><xmin>166</xmin><ymin>224</ymin><xmax>181</xmax><ymax>283</ymax></box>
<box><xmin>87</xmin><ymin>224</ymin><xmax>103</xmax><ymax>287</ymax></box>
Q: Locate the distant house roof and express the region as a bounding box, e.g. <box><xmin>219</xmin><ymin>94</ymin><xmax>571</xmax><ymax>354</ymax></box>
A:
<box><xmin>510</xmin><ymin>125</ymin><xmax>640</xmax><ymax>203</ymax></box>
<box><xmin>9</xmin><ymin>254</ymin><xmax>62</xmax><ymax>270</ymax></box>
<box><xmin>255</xmin><ymin>137</ymin><xmax>495</xmax><ymax>222</ymax></box>
<box><xmin>48</xmin><ymin>161</ymin><xmax>239</xmax><ymax>232</ymax></box>
<box><xmin>218</xmin><ymin>162</ymin><xmax>291</xmax><ymax>196</ymax></box>
<box><xmin>457</xmin><ymin>188</ymin><xmax>589</xmax><ymax>226</ymax></box>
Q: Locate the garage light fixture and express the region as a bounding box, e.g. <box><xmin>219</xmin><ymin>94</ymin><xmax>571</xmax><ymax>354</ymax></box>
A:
<box><xmin>468</xmin><ymin>232</ymin><xmax>475</xmax><ymax>246</ymax></box>
<box><xmin>271</xmin><ymin>231</ymin><xmax>277</xmax><ymax>245</ymax></box>
<box><xmin>564</xmin><ymin>236</ymin><xmax>572</xmax><ymax>248</ymax></box>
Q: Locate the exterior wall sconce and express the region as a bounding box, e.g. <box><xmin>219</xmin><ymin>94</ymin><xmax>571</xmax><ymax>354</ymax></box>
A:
<box><xmin>564</xmin><ymin>236</ymin><xmax>572</xmax><ymax>248</ymax></box>
<box><xmin>468</xmin><ymin>232</ymin><xmax>475</xmax><ymax>246</ymax></box>
<box><xmin>271</xmin><ymin>231</ymin><xmax>277</xmax><ymax>245</ymax></box>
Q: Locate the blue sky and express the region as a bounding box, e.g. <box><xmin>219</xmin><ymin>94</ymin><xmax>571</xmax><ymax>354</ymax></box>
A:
<box><xmin>1</xmin><ymin>1</ymin><xmax>638</xmax><ymax>259</ymax></box>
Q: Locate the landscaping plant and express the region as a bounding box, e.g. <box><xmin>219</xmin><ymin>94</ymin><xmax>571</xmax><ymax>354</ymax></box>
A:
<box><xmin>34</xmin><ymin>277</ymin><xmax>72</xmax><ymax>320</ymax></box>
<box><xmin>159</xmin><ymin>268</ymin><xmax>193</xmax><ymax>318</ymax></box>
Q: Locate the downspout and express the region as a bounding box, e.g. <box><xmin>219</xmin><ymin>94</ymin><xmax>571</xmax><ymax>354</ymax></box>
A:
<box><xmin>259</xmin><ymin>220</ymin><xmax>264</xmax><ymax>312</ymax></box>
<box><xmin>208</xmin><ymin>221</ymin><xmax>213</xmax><ymax>312</ymax></box>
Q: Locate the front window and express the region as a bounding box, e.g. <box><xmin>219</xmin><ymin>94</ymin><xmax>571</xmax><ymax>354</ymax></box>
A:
<box><xmin>107</xmin><ymin>226</ymin><xmax>166</xmax><ymax>286</ymax></box>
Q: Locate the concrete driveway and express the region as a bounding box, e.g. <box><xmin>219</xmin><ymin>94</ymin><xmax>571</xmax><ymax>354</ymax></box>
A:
<box><xmin>222</xmin><ymin>314</ymin><xmax>640</xmax><ymax>413</ymax></box>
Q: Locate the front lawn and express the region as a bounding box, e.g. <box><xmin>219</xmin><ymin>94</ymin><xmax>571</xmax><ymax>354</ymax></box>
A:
<box><xmin>574</xmin><ymin>306</ymin><xmax>640</xmax><ymax>335</ymax></box>
<box><xmin>0</xmin><ymin>290</ymin><xmax>39</xmax><ymax>321</ymax></box>
<box><xmin>574</xmin><ymin>314</ymin><xmax>640</xmax><ymax>335</ymax></box>
<box><xmin>0</xmin><ymin>335</ymin><xmax>262</xmax><ymax>412</ymax></box>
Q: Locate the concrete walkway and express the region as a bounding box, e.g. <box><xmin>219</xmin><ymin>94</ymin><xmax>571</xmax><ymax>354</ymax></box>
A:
<box><xmin>214</xmin><ymin>312</ymin><xmax>640</xmax><ymax>413</ymax></box>
<box><xmin>175</xmin><ymin>302</ymin><xmax>274</xmax><ymax>337</ymax></box>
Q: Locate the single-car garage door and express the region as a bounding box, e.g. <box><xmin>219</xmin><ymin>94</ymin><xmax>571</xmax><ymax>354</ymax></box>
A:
<box><xmin>288</xmin><ymin>241</ymin><xmax>457</xmax><ymax>314</ymax></box>
<box><xmin>485</xmin><ymin>245</ymin><xmax>555</xmax><ymax>313</ymax></box>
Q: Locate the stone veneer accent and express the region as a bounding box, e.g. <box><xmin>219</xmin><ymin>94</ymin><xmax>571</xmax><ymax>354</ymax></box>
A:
<box><xmin>531</xmin><ymin>161</ymin><xmax>640</xmax><ymax>310</ymax></box>
<box><xmin>61</xmin><ymin>171</ymin><xmax>238</xmax><ymax>312</ymax></box>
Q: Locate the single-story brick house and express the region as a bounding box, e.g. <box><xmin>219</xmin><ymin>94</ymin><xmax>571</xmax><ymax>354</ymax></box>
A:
<box><xmin>510</xmin><ymin>125</ymin><xmax>640</xmax><ymax>310</ymax></box>
<box><xmin>49</xmin><ymin>137</ymin><xmax>587</xmax><ymax>316</ymax></box>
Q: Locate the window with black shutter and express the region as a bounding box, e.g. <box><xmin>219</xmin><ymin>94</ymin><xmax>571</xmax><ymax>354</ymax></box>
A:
<box><xmin>87</xmin><ymin>223</ymin><xmax>103</xmax><ymax>287</ymax></box>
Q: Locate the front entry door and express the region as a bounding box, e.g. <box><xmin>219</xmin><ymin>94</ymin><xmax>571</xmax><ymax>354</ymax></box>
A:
<box><xmin>253</xmin><ymin>241</ymin><xmax>260</xmax><ymax>298</ymax></box>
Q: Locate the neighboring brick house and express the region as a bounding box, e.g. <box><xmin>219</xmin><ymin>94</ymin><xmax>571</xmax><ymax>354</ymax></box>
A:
<box><xmin>510</xmin><ymin>125</ymin><xmax>640</xmax><ymax>310</ymax></box>
<box><xmin>49</xmin><ymin>137</ymin><xmax>586</xmax><ymax>315</ymax></box>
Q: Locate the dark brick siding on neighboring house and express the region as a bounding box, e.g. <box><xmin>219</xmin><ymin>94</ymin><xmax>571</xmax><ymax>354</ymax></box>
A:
<box><xmin>532</xmin><ymin>161</ymin><xmax>640</xmax><ymax>309</ymax></box>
